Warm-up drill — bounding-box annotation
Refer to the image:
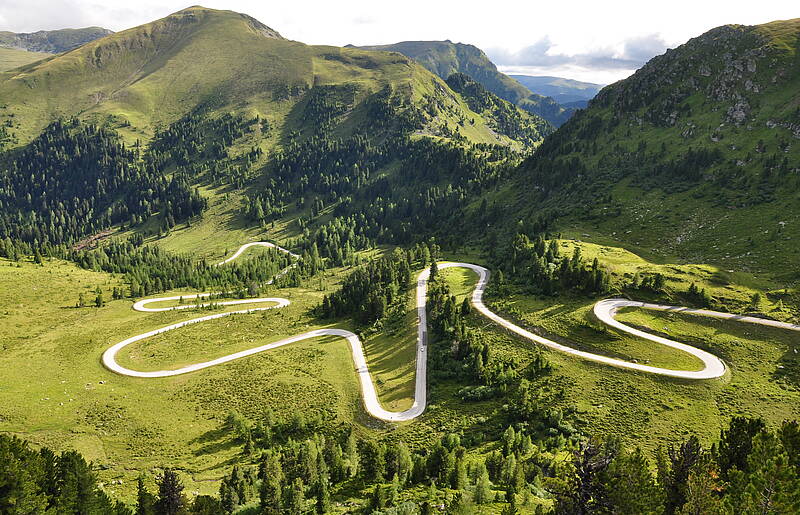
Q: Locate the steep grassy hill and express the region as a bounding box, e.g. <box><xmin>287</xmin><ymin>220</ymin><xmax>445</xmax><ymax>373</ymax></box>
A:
<box><xmin>356</xmin><ymin>40</ymin><xmax>574</xmax><ymax>126</ymax></box>
<box><xmin>509</xmin><ymin>74</ymin><xmax>603</xmax><ymax>105</ymax></box>
<box><xmin>0</xmin><ymin>7</ymin><xmax>545</xmax><ymax>150</ymax></box>
<box><xmin>0</xmin><ymin>26</ymin><xmax>112</xmax><ymax>53</ymax></box>
<box><xmin>499</xmin><ymin>18</ymin><xmax>800</xmax><ymax>278</ymax></box>
<box><xmin>0</xmin><ymin>47</ymin><xmax>49</xmax><ymax>71</ymax></box>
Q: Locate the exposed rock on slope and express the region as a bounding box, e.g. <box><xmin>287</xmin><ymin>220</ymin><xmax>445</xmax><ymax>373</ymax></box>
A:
<box><xmin>0</xmin><ymin>27</ymin><xmax>112</xmax><ymax>53</ymax></box>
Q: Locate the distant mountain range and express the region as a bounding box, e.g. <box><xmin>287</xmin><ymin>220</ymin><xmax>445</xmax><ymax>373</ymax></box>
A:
<box><xmin>0</xmin><ymin>27</ymin><xmax>112</xmax><ymax>53</ymax></box>
<box><xmin>0</xmin><ymin>27</ymin><xmax>113</xmax><ymax>71</ymax></box>
<box><xmin>0</xmin><ymin>25</ymin><xmax>587</xmax><ymax>127</ymax></box>
<box><xmin>355</xmin><ymin>40</ymin><xmax>575</xmax><ymax>126</ymax></box>
<box><xmin>509</xmin><ymin>75</ymin><xmax>604</xmax><ymax>106</ymax></box>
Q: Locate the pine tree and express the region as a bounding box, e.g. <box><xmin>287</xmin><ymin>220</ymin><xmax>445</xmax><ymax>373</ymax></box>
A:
<box><xmin>714</xmin><ymin>416</ymin><xmax>765</xmax><ymax>481</ymax></box>
<box><xmin>219</xmin><ymin>480</ymin><xmax>237</xmax><ymax>514</ymax></box>
<box><xmin>474</xmin><ymin>467</ymin><xmax>493</xmax><ymax>504</ymax></box>
<box><xmin>730</xmin><ymin>433</ymin><xmax>800</xmax><ymax>514</ymax></box>
<box><xmin>451</xmin><ymin>456</ymin><xmax>467</xmax><ymax>490</ymax></box>
<box><xmin>315</xmin><ymin>474</ymin><xmax>331</xmax><ymax>514</ymax></box>
<box><xmin>779</xmin><ymin>420</ymin><xmax>800</xmax><ymax>469</ymax></box>
<box><xmin>389</xmin><ymin>474</ymin><xmax>400</xmax><ymax>506</ymax></box>
<box><xmin>677</xmin><ymin>457</ymin><xmax>725</xmax><ymax>515</ymax></box>
<box><xmin>259</xmin><ymin>452</ymin><xmax>284</xmax><ymax>514</ymax></box>
<box><xmin>460</xmin><ymin>297</ymin><xmax>471</xmax><ymax>316</ymax></box>
<box><xmin>286</xmin><ymin>477</ymin><xmax>305</xmax><ymax>515</ymax></box>
<box><xmin>360</xmin><ymin>440</ymin><xmax>386</xmax><ymax>482</ymax></box>
<box><xmin>345</xmin><ymin>433</ymin><xmax>359</xmax><ymax>478</ymax></box>
<box><xmin>155</xmin><ymin>469</ymin><xmax>184</xmax><ymax>515</ymax></box>
<box><xmin>604</xmin><ymin>447</ymin><xmax>664</xmax><ymax>514</ymax></box>
<box><xmin>396</xmin><ymin>442</ymin><xmax>413</xmax><ymax>486</ymax></box>
<box><xmin>136</xmin><ymin>475</ymin><xmax>156</xmax><ymax>515</ymax></box>
<box><xmin>663</xmin><ymin>436</ymin><xmax>703</xmax><ymax>515</ymax></box>
<box><xmin>191</xmin><ymin>495</ymin><xmax>222</xmax><ymax>515</ymax></box>
<box><xmin>54</xmin><ymin>450</ymin><xmax>103</xmax><ymax>514</ymax></box>
<box><xmin>429</xmin><ymin>260</ymin><xmax>439</xmax><ymax>281</ymax></box>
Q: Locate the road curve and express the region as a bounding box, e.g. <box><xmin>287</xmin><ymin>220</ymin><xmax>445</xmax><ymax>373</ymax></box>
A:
<box><xmin>102</xmin><ymin>245</ymin><xmax>800</xmax><ymax>421</ymax></box>
<box><xmin>215</xmin><ymin>241</ymin><xmax>299</xmax><ymax>265</ymax></box>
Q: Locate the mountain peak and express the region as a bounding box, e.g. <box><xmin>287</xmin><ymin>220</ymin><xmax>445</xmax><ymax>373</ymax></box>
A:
<box><xmin>165</xmin><ymin>5</ymin><xmax>284</xmax><ymax>40</ymax></box>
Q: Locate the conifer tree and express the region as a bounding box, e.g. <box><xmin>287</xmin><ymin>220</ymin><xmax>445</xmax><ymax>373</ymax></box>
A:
<box><xmin>286</xmin><ymin>477</ymin><xmax>305</xmax><ymax>515</ymax></box>
<box><xmin>474</xmin><ymin>467</ymin><xmax>492</xmax><ymax>504</ymax></box>
<box><xmin>155</xmin><ymin>469</ymin><xmax>184</xmax><ymax>515</ymax></box>
<box><xmin>136</xmin><ymin>475</ymin><xmax>156</xmax><ymax>515</ymax></box>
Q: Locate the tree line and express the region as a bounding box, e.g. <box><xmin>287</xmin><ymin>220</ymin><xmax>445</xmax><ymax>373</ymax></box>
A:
<box><xmin>0</xmin><ymin>119</ymin><xmax>205</xmax><ymax>247</ymax></box>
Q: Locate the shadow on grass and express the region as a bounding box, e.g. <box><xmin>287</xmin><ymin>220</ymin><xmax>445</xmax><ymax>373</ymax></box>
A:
<box><xmin>190</xmin><ymin>427</ymin><xmax>239</xmax><ymax>457</ymax></box>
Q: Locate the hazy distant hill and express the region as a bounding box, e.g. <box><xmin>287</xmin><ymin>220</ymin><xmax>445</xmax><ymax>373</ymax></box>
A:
<box><xmin>0</xmin><ymin>27</ymin><xmax>112</xmax><ymax>53</ymax></box>
<box><xmin>509</xmin><ymin>74</ymin><xmax>603</xmax><ymax>104</ymax></box>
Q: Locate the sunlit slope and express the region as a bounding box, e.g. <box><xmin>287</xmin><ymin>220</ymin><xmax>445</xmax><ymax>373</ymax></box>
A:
<box><xmin>0</xmin><ymin>6</ymin><xmax>544</xmax><ymax>148</ymax></box>
<box><xmin>501</xmin><ymin>18</ymin><xmax>800</xmax><ymax>275</ymax></box>
<box><xmin>0</xmin><ymin>47</ymin><xmax>50</xmax><ymax>71</ymax></box>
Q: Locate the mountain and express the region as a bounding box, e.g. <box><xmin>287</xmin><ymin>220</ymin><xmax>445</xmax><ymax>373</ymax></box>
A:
<box><xmin>445</xmin><ymin>73</ymin><xmax>550</xmax><ymax>146</ymax></box>
<box><xmin>0</xmin><ymin>47</ymin><xmax>50</xmax><ymax>71</ymax></box>
<box><xmin>0</xmin><ymin>27</ymin><xmax>111</xmax><ymax>71</ymax></box>
<box><xmin>0</xmin><ymin>6</ymin><xmax>548</xmax><ymax>249</ymax></box>
<box><xmin>0</xmin><ymin>7</ymin><xmax>547</xmax><ymax>149</ymax></box>
<box><xmin>502</xmin><ymin>18</ymin><xmax>800</xmax><ymax>275</ymax></box>
<box><xmin>0</xmin><ymin>26</ymin><xmax>112</xmax><ymax>53</ymax></box>
<box><xmin>355</xmin><ymin>40</ymin><xmax>574</xmax><ymax>126</ymax></box>
<box><xmin>509</xmin><ymin>74</ymin><xmax>604</xmax><ymax>104</ymax></box>
<box><xmin>561</xmin><ymin>99</ymin><xmax>590</xmax><ymax>109</ymax></box>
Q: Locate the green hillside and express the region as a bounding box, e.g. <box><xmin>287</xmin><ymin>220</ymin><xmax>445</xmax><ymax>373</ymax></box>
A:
<box><xmin>0</xmin><ymin>7</ymin><xmax>545</xmax><ymax>150</ymax></box>
<box><xmin>0</xmin><ymin>26</ymin><xmax>112</xmax><ymax>53</ymax></box>
<box><xmin>356</xmin><ymin>40</ymin><xmax>574</xmax><ymax>126</ymax></box>
<box><xmin>499</xmin><ymin>18</ymin><xmax>800</xmax><ymax>278</ymax></box>
<box><xmin>0</xmin><ymin>47</ymin><xmax>49</xmax><ymax>71</ymax></box>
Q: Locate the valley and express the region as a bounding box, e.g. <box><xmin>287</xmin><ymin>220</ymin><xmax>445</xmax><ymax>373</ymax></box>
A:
<box><xmin>1</xmin><ymin>5</ymin><xmax>799</xmax><ymax>514</ymax></box>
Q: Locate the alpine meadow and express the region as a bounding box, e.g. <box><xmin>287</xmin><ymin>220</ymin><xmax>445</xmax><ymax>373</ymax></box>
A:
<box><xmin>1</xmin><ymin>4</ymin><xmax>799</xmax><ymax>514</ymax></box>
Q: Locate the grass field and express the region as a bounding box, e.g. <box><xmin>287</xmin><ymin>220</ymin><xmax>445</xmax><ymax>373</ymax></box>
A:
<box><xmin>0</xmin><ymin>255</ymin><xmax>426</xmax><ymax>502</ymax></box>
<box><xmin>474</xmin><ymin>241</ymin><xmax>800</xmax><ymax>455</ymax></box>
<box><xmin>0</xmin><ymin>47</ymin><xmax>49</xmax><ymax>72</ymax></box>
<box><xmin>2</xmin><ymin>238</ymin><xmax>798</xmax><ymax>505</ymax></box>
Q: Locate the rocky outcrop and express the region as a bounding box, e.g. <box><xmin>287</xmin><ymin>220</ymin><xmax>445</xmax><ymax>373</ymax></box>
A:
<box><xmin>0</xmin><ymin>27</ymin><xmax>112</xmax><ymax>53</ymax></box>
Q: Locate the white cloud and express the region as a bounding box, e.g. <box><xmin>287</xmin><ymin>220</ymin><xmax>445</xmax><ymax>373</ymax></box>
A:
<box><xmin>1</xmin><ymin>0</ymin><xmax>797</xmax><ymax>83</ymax></box>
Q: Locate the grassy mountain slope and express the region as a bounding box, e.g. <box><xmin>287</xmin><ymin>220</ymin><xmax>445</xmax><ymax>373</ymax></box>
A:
<box><xmin>0</xmin><ymin>47</ymin><xmax>49</xmax><ymax>71</ymax></box>
<box><xmin>0</xmin><ymin>26</ymin><xmax>112</xmax><ymax>53</ymax></box>
<box><xmin>509</xmin><ymin>74</ymin><xmax>603</xmax><ymax>104</ymax></box>
<box><xmin>0</xmin><ymin>7</ymin><xmax>544</xmax><ymax>150</ymax></box>
<box><xmin>503</xmin><ymin>18</ymin><xmax>800</xmax><ymax>278</ymax></box>
<box><xmin>446</xmin><ymin>72</ymin><xmax>551</xmax><ymax>146</ymax></box>
<box><xmin>356</xmin><ymin>40</ymin><xmax>574</xmax><ymax>126</ymax></box>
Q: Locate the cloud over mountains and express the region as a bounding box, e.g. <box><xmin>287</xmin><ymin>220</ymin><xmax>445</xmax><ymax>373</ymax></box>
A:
<box><xmin>488</xmin><ymin>34</ymin><xmax>670</xmax><ymax>83</ymax></box>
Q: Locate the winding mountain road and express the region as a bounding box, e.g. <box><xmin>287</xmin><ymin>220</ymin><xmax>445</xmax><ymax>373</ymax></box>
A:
<box><xmin>102</xmin><ymin>244</ymin><xmax>800</xmax><ymax>422</ymax></box>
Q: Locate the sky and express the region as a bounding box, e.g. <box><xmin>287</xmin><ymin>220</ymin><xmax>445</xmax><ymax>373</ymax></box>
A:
<box><xmin>1</xmin><ymin>0</ymin><xmax>798</xmax><ymax>84</ymax></box>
